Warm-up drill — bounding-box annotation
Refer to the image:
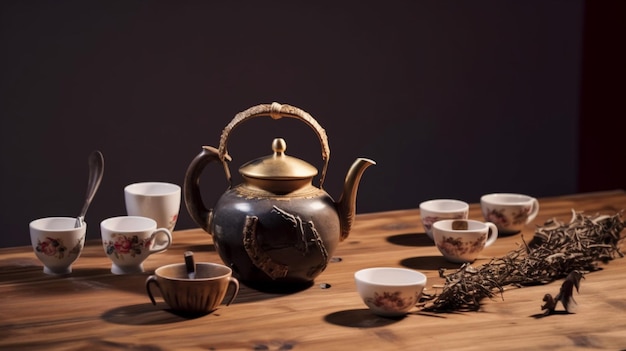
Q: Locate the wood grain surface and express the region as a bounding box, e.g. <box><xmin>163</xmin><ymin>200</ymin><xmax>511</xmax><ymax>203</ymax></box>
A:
<box><xmin>1</xmin><ymin>190</ymin><xmax>625</xmax><ymax>350</ymax></box>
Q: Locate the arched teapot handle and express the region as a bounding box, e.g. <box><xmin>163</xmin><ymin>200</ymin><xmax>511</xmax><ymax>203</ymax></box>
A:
<box><xmin>183</xmin><ymin>146</ymin><xmax>232</xmax><ymax>234</ymax></box>
<box><xmin>218</xmin><ymin>102</ymin><xmax>331</xmax><ymax>188</ymax></box>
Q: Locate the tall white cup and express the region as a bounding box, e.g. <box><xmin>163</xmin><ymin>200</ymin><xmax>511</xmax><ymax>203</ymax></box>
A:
<box><xmin>124</xmin><ymin>182</ymin><xmax>181</xmax><ymax>233</ymax></box>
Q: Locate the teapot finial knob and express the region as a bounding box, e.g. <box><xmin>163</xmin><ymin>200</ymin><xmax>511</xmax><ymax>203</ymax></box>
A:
<box><xmin>272</xmin><ymin>138</ymin><xmax>287</xmax><ymax>155</ymax></box>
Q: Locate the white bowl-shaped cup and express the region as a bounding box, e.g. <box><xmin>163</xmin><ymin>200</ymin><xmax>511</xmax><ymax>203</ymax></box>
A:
<box><xmin>480</xmin><ymin>193</ymin><xmax>539</xmax><ymax>235</ymax></box>
<box><xmin>124</xmin><ymin>182</ymin><xmax>181</xmax><ymax>233</ymax></box>
<box><xmin>101</xmin><ymin>216</ymin><xmax>172</xmax><ymax>274</ymax></box>
<box><xmin>419</xmin><ymin>199</ymin><xmax>469</xmax><ymax>240</ymax></box>
<box><xmin>29</xmin><ymin>217</ymin><xmax>86</xmax><ymax>275</ymax></box>
<box><xmin>432</xmin><ymin>219</ymin><xmax>498</xmax><ymax>263</ymax></box>
<box><xmin>354</xmin><ymin>267</ymin><xmax>427</xmax><ymax>317</ymax></box>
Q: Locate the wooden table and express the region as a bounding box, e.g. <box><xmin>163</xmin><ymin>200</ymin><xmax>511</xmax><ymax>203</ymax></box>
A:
<box><xmin>1</xmin><ymin>190</ymin><xmax>626</xmax><ymax>350</ymax></box>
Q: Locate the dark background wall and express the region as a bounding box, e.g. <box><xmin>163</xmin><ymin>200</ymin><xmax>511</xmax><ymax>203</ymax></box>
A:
<box><xmin>1</xmin><ymin>1</ymin><xmax>623</xmax><ymax>248</ymax></box>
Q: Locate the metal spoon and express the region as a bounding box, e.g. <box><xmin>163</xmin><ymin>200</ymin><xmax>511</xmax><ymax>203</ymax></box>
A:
<box><xmin>75</xmin><ymin>150</ymin><xmax>105</xmax><ymax>228</ymax></box>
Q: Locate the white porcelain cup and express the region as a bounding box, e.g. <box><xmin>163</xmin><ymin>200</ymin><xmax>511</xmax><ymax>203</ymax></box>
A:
<box><xmin>419</xmin><ymin>199</ymin><xmax>469</xmax><ymax>240</ymax></box>
<box><xmin>29</xmin><ymin>217</ymin><xmax>86</xmax><ymax>275</ymax></box>
<box><xmin>124</xmin><ymin>182</ymin><xmax>181</xmax><ymax>233</ymax></box>
<box><xmin>100</xmin><ymin>216</ymin><xmax>172</xmax><ymax>274</ymax></box>
<box><xmin>354</xmin><ymin>267</ymin><xmax>427</xmax><ymax>317</ymax></box>
<box><xmin>480</xmin><ymin>193</ymin><xmax>539</xmax><ymax>235</ymax></box>
<box><xmin>432</xmin><ymin>219</ymin><xmax>498</xmax><ymax>263</ymax></box>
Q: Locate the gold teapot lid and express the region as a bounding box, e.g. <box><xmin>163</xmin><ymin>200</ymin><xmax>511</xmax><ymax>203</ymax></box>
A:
<box><xmin>239</xmin><ymin>138</ymin><xmax>318</xmax><ymax>192</ymax></box>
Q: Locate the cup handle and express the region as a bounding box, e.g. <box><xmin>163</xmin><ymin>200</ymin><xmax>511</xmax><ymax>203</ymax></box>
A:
<box><xmin>223</xmin><ymin>276</ymin><xmax>240</xmax><ymax>306</ymax></box>
<box><xmin>149</xmin><ymin>228</ymin><xmax>172</xmax><ymax>254</ymax></box>
<box><xmin>146</xmin><ymin>275</ymin><xmax>161</xmax><ymax>305</ymax></box>
<box><xmin>525</xmin><ymin>198</ymin><xmax>540</xmax><ymax>224</ymax></box>
<box><xmin>484</xmin><ymin>222</ymin><xmax>499</xmax><ymax>248</ymax></box>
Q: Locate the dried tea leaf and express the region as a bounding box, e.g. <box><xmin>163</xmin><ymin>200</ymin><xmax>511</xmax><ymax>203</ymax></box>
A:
<box><xmin>452</xmin><ymin>220</ymin><xmax>469</xmax><ymax>230</ymax></box>
<box><xmin>423</xmin><ymin>210</ymin><xmax>625</xmax><ymax>312</ymax></box>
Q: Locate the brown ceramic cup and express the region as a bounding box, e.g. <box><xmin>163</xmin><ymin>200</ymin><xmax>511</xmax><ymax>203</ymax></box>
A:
<box><xmin>146</xmin><ymin>262</ymin><xmax>239</xmax><ymax>315</ymax></box>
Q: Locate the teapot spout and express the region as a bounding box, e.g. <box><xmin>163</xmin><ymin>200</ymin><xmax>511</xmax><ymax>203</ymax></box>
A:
<box><xmin>337</xmin><ymin>158</ymin><xmax>376</xmax><ymax>241</ymax></box>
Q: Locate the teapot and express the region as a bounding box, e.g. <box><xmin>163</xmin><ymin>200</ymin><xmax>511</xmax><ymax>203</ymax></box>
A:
<box><xmin>184</xmin><ymin>102</ymin><xmax>375</xmax><ymax>290</ymax></box>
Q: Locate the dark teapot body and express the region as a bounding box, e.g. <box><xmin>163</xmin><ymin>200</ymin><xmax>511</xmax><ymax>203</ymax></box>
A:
<box><xmin>210</xmin><ymin>184</ymin><xmax>340</xmax><ymax>288</ymax></box>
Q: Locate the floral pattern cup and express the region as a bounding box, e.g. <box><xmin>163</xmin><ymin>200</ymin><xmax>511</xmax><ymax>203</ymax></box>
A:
<box><xmin>354</xmin><ymin>267</ymin><xmax>427</xmax><ymax>317</ymax></box>
<box><xmin>29</xmin><ymin>217</ymin><xmax>86</xmax><ymax>275</ymax></box>
<box><xmin>419</xmin><ymin>199</ymin><xmax>469</xmax><ymax>240</ymax></box>
<box><xmin>100</xmin><ymin>216</ymin><xmax>172</xmax><ymax>274</ymax></box>
<box><xmin>480</xmin><ymin>193</ymin><xmax>539</xmax><ymax>235</ymax></box>
<box><xmin>432</xmin><ymin>219</ymin><xmax>498</xmax><ymax>263</ymax></box>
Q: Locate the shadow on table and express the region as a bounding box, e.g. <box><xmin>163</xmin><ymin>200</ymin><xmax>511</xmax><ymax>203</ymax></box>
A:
<box><xmin>399</xmin><ymin>256</ymin><xmax>461</xmax><ymax>270</ymax></box>
<box><xmin>229</xmin><ymin>284</ymin><xmax>305</xmax><ymax>304</ymax></box>
<box><xmin>0</xmin><ymin>257</ymin><xmax>46</xmax><ymax>283</ymax></box>
<box><xmin>324</xmin><ymin>309</ymin><xmax>404</xmax><ymax>328</ymax></box>
<box><xmin>0</xmin><ymin>242</ymin><xmax>223</xmax><ymax>297</ymax></box>
<box><xmin>0</xmin><ymin>257</ymin><xmax>114</xmax><ymax>286</ymax></box>
<box><xmin>386</xmin><ymin>233</ymin><xmax>434</xmax><ymax>247</ymax></box>
<box><xmin>530</xmin><ymin>310</ymin><xmax>570</xmax><ymax>319</ymax></box>
<box><xmin>0</xmin><ymin>268</ymin><xmax>291</xmax><ymax>306</ymax></box>
<box><xmin>102</xmin><ymin>302</ymin><xmax>218</xmax><ymax>325</ymax></box>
